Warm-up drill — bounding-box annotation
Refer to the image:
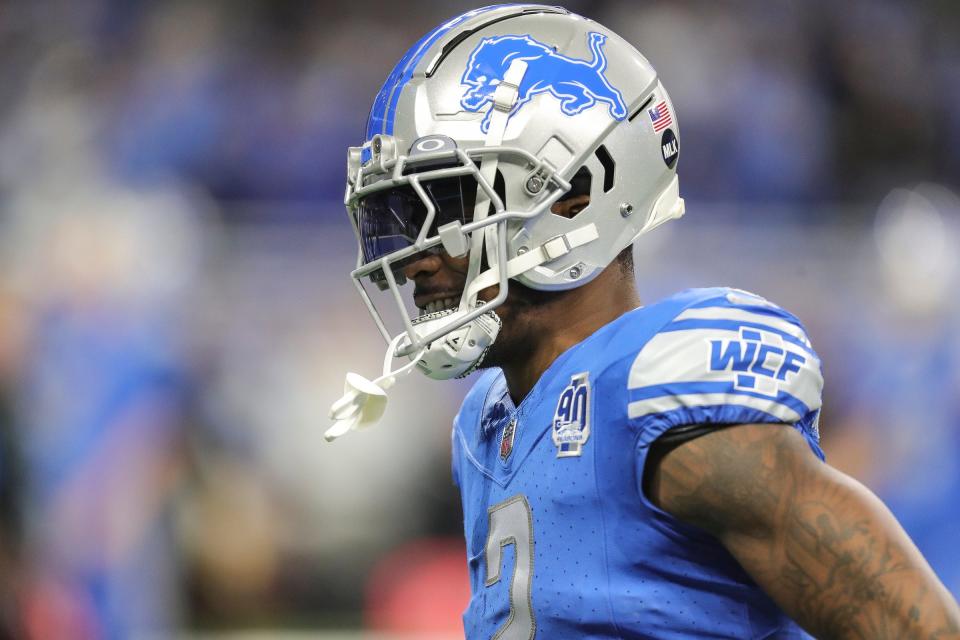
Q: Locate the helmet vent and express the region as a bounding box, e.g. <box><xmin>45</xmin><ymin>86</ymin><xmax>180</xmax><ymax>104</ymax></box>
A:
<box><xmin>595</xmin><ymin>145</ymin><xmax>615</xmax><ymax>193</ymax></box>
<box><xmin>628</xmin><ymin>95</ymin><xmax>655</xmax><ymax>122</ymax></box>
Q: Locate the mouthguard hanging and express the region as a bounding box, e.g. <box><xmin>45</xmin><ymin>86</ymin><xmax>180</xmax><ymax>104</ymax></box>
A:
<box><xmin>324</xmin><ymin>334</ymin><xmax>426</xmax><ymax>442</ymax></box>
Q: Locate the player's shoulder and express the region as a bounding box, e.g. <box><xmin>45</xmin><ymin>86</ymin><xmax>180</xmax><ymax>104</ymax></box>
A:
<box><xmin>611</xmin><ymin>286</ymin><xmax>823</xmax><ymax>437</ymax></box>
<box><xmin>640</xmin><ymin>285</ymin><xmax>817</xmax><ymax>360</ymax></box>
<box><xmin>666</xmin><ymin>286</ymin><xmax>815</xmax><ymax>351</ymax></box>
<box><xmin>593</xmin><ymin>286</ymin><xmax>814</xmax><ymax>374</ymax></box>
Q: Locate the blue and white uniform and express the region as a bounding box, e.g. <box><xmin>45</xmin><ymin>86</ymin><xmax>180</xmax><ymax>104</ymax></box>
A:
<box><xmin>453</xmin><ymin>287</ymin><xmax>824</xmax><ymax>639</ymax></box>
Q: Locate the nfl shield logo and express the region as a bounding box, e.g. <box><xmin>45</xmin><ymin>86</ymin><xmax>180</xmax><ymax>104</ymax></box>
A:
<box><xmin>552</xmin><ymin>372</ymin><xmax>591</xmax><ymax>457</ymax></box>
<box><xmin>500</xmin><ymin>418</ymin><xmax>517</xmax><ymax>460</ymax></box>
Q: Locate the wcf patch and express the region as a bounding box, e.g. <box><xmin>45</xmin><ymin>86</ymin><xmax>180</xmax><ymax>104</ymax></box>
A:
<box><xmin>708</xmin><ymin>327</ymin><xmax>806</xmax><ymax>396</ymax></box>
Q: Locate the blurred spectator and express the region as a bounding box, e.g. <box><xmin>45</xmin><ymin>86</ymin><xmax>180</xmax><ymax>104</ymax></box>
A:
<box><xmin>1</xmin><ymin>169</ymin><xmax>205</xmax><ymax>637</ymax></box>
<box><xmin>826</xmin><ymin>184</ymin><xmax>960</xmax><ymax>594</ymax></box>
<box><xmin>3</xmin><ymin>0</ymin><xmax>958</xmax><ymax>213</ymax></box>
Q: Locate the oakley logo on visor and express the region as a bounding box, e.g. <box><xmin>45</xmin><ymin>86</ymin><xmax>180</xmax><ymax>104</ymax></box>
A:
<box><xmin>410</xmin><ymin>135</ymin><xmax>457</xmax><ymax>156</ymax></box>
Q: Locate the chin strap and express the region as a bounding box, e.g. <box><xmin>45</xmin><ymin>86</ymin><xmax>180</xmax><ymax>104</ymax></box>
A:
<box><xmin>464</xmin><ymin>59</ymin><xmax>528</xmax><ymax>310</ymax></box>
<box><xmin>461</xmin><ymin>59</ymin><xmax>604</xmax><ymax>304</ymax></box>
<box><xmin>465</xmin><ymin>223</ymin><xmax>599</xmax><ymax>299</ymax></box>
<box><xmin>324</xmin><ymin>334</ymin><xmax>426</xmax><ymax>442</ymax></box>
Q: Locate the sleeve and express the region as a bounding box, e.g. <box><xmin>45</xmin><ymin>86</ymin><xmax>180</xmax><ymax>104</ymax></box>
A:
<box><xmin>626</xmin><ymin>289</ymin><xmax>823</xmax><ymax>440</ymax></box>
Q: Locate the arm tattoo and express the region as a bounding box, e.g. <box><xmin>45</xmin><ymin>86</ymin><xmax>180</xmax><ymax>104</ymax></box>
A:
<box><xmin>648</xmin><ymin>424</ymin><xmax>960</xmax><ymax>640</ymax></box>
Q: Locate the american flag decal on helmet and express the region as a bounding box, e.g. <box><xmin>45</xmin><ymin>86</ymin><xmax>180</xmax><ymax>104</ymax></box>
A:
<box><xmin>648</xmin><ymin>100</ymin><xmax>672</xmax><ymax>132</ymax></box>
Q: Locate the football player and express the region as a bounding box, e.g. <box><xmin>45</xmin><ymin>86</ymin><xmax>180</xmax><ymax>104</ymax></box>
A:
<box><xmin>326</xmin><ymin>5</ymin><xmax>960</xmax><ymax>638</ymax></box>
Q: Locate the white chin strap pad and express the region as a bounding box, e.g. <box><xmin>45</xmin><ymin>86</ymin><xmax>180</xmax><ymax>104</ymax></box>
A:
<box><xmin>408</xmin><ymin>308</ymin><xmax>502</xmax><ymax>380</ymax></box>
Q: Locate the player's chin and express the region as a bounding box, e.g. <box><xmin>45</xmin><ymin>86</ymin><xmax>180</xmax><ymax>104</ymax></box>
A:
<box><xmin>480</xmin><ymin>285</ymin><xmax>524</xmax><ymax>324</ymax></box>
<box><xmin>480</xmin><ymin>308</ymin><xmax>534</xmax><ymax>370</ymax></box>
<box><xmin>478</xmin><ymin>285</ymin><xmax>545</xmax><ymax>342</ymax></box>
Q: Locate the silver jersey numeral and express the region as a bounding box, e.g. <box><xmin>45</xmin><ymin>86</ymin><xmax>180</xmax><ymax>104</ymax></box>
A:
<box><xmin>485</xmin><ymin>494</ymin><xmax>536</xmax><ymax>640</ymax></box>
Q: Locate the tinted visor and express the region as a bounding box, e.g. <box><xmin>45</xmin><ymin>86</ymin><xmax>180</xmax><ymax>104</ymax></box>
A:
<box><xmin>357</xmin><ymin>175</ymin><xmax>479</xmax><ymax>265</ymax></box>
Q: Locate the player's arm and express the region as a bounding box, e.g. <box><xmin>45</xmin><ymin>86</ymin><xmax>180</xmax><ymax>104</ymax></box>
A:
<box><xmin>646</xmin><ymin>422</ymin><xmax>960</xmax><ymax>640</ymax></box>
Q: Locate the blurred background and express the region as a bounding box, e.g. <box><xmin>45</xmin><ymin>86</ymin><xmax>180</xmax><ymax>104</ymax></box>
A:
<box><xmin>0</xmin><ymin>0</ymin><xmax>957</xmax><ymax>638</ymax></box>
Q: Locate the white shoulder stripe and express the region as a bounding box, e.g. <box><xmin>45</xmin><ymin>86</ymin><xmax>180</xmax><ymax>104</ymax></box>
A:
<box><xmin>674</xmin><ymin>306</ymin><xmax>811</xmax><ymax>347</ymax></box>
<box><xmin>628</xmin><ymin>393</ymin><xmax>801</xmax><ymax>423</ymax></box>
<box><xmin>629</xmin><ymin>329</ymin><xmax>729</xmax><ymax>390</ymax></box>
<box><xmin>627</xmin><ymin>329</ymin><xmax>823</xmax><ymax>409</ymax></box>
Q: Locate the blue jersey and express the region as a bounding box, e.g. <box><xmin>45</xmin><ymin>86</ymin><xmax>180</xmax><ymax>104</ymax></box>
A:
<box><xmin>452</xmin><ymin>287</ymin><xmax>824</xmax><ymax>639</ymax></box>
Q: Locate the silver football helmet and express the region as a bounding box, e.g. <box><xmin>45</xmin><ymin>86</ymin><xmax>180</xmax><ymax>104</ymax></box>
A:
<box><xmin>327</xmin><ymin>4</ymin><xmax>684</xmax><ymax>441</ymax></box>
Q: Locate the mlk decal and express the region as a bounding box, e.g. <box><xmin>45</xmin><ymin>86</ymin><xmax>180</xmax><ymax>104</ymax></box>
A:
<box><xmin>460</xmin><ymin>32</ymin><xmax>627</xmax><ymax>132</ymax></box>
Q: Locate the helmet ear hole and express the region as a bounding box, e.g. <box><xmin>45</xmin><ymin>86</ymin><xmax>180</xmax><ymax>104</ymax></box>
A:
<box><xmin>553</xmin><ymin>166</ymin><xmax>592</xmax><ymax>219</ymax></box>
<box><xmin>594</xmin><ymin>145</ymin><xmax>615</xmax><ymax>193</ymax></box>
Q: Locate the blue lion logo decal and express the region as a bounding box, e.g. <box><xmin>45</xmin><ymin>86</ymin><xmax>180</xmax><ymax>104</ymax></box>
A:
<box><xmin>460</xmin><ymin>31</ymin><xmax>627</xmax><ymax>133</ymax></box>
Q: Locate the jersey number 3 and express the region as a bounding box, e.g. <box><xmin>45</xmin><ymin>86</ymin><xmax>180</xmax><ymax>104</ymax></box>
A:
<box><xmin>485</xmin><ymin>494</ymin><xmax>536</xmax><ymax>640</ymax></box>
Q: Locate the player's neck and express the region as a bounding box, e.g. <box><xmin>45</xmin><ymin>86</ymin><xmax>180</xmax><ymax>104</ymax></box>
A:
<box><xmin>501</xmin><ymin>269</ymin><xmax>641</xmax><ymax>404</ymax></box>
